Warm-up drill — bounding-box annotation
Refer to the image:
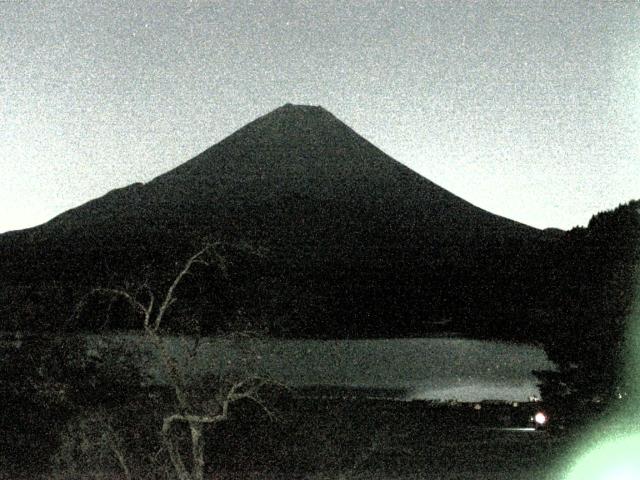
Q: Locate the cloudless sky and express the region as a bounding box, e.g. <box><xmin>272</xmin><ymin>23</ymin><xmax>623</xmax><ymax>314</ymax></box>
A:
<box><xmin>2</xmin><ymin>0</ymin><xmax>638</xmax><ymax>233</ymax></box>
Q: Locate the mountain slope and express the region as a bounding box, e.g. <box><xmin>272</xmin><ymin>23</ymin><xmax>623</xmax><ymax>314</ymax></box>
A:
<box><xmin>0</xmin><ymin>104</ymin><xmax>554</xmax><ymax>337</ymax></box>
<box><xmin>33</xmin><ymin>104</ymin><xmax>535</xmax><ymax>236</ymax></box>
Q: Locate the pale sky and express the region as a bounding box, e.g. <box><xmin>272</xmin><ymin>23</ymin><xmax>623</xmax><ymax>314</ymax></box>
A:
<box><xmin>2</xmin><ymin>0</ymin><xmax>639</xmax><ymax>233</ymax></box>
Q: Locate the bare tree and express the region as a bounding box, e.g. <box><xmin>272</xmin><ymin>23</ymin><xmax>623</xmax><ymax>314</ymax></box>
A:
<box><xmin>83</xmin><ymin>243</ymin><xmax>275</xmax><ymax>480</ymax></box>
<box><xmin>52</xmin><ymin>408</ymin><xmax>133</xmax><ymax>480</ymax></box>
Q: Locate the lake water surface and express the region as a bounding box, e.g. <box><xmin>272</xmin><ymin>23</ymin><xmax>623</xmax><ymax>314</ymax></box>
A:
<box><xmin>86</xmin><ymin>334</ymin><xmax>555</xmax><ymax>402</ymax></box>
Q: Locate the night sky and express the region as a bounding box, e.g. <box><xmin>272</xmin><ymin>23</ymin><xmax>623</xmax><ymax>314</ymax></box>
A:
<box><xmin>2</xmin><ymin>1</ymin><xmax>638</xmax><ymax>233</ymax></box>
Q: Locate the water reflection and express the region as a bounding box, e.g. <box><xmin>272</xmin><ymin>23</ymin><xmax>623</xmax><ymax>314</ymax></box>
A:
<box><xmin>88</xmin><ymin>334</ymin><xmax>555</xmax><ymax>402</ymax></box>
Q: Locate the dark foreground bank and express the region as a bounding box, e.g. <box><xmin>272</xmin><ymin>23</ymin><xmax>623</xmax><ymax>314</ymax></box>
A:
<box><xmin>1</xmin><ymin>385</ymin><xmax>583</xmax><ymax>480</ymax></box>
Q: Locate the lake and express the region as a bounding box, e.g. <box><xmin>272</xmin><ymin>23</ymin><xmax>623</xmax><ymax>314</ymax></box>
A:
<box><xmin>85</xmin><ymin>333</ymin><xmax>555</xmax><ymax>402</ymax></box>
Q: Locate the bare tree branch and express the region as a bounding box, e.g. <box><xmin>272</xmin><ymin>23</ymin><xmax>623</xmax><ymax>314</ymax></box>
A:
<box><xmin>78</xmin><ymin>242</ymin><xmax>277</xmax><ymax>480</ymax></box>
<box><xmin>90</xmin><ymin>287</ymin><xmax>152</xmax><ymax>325</ymax></box>
<box><xmin>103</xmin><ymin>418</ymin><xmax>133</xmax><ymax>480</ymax></box>
<box><xmin>154</xmin><ymin>244</ymin><xmax>213</xmax><ymax>332</ymax></box>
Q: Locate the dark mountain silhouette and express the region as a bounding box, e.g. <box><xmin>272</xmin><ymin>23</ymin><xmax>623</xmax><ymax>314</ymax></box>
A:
<box><xmin>1</xmin><ymin>104</ymin><xmax>560</xmax><ymax>337</ymax></box>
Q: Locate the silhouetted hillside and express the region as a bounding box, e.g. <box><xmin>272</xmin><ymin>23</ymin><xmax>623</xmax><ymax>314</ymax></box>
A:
<box><xmin>534</xmin><ymin>200</ymin><xmax>640</xmax><ymax>401</ymax></box>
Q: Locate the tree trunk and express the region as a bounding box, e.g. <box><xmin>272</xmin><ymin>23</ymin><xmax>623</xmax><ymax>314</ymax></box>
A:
<box><xmin>163</xmin><ymin>419</ymin><xmax>192</xmax><ymax>480</ymax></box>
<box><xmin>190</xmin><ymin>422</ymin><xmax>205</xmax><ymax>480</ymax></box>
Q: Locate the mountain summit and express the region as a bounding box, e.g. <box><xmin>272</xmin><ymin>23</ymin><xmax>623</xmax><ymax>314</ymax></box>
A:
<box><xmin>44</xmin><ymin>103</ymin><xmax>535</xmax><ymax>236</ymax></box>
<box><xmin>0</xmin><ymin>105</ymin><xmax>551</xmax><ymax>337</ymax></box>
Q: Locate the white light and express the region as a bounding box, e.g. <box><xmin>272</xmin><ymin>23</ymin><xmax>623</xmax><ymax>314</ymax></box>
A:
<box><xmin>534</xmin><ymin>412</ymin><xmax>547</xmax><ymax>425</ymax></box>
